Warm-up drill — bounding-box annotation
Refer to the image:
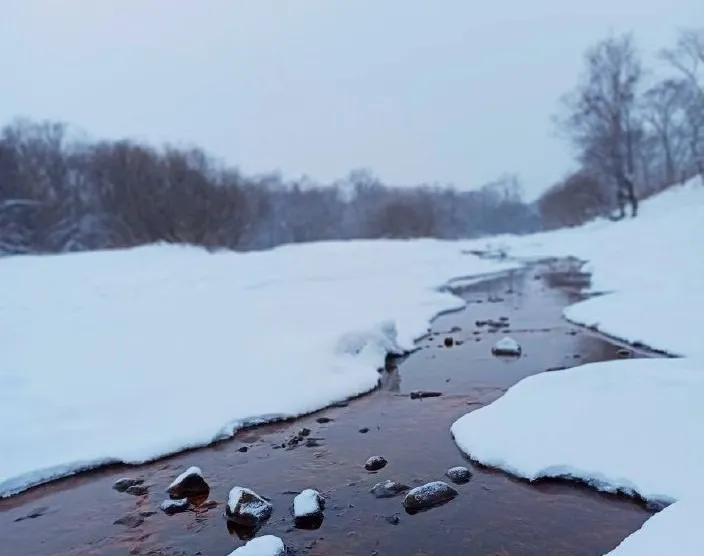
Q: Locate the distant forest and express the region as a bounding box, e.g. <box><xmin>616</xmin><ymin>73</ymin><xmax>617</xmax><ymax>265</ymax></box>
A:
<box><xmin>0</xmin><ymin>28</ymin><xmax>701</xmax><ymax>255</ymax></box>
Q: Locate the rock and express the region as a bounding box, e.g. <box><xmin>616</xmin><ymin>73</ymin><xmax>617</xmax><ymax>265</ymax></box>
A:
<box><xmin>618</xmin><ymin>348</ymin><xmax>631</xmax><ymax>357</ymax></box>
<box><xmin>225</xmin><ymin>487</ymin><xmax>273</xmax><ymax>527</ymax></box>
<box><xmin>446</xmin><ymin>466</ymin><xmax>472</xmax><ymax>484</ymax></box>
<box><xmin>300</xmin><ymin>428</ymin><xmax>311</xmax><ymax>437</ymax></box>
<box><xmin>113</xmin><ymin>514</ymin><xmax>145</xmax><ymax>528</ymax></box>
<box><xmin>402</xmin><ymin>481</ymin><xmax>458</xmax><ymax>513</ymax></box>
<box><xmin>139</xmin><ymin>511</ymin><xmax>157</xmax><ymax>517</ymax></box>
<box><xmin>443</xmin><ymin>337</ymin><xmax>454</xmax><ymax>347</ymax></box>
<box><xmin>167</xmin><ymin>466</ymin><xmax>209</xmax><ymax>500</ymax></box>
<box><xmin>410</xmin><ymin>390</ymin><xmax>442</xmax><ymax>400</ymax></box>
<box><xmin>370</xmin><ymin>480</ymin><xmax>410</xmax><ymax>499</ymax></box>
<box><xmin>491</xmin><ymin>336</ymin><xmax>522</xmax><ymax>357</ymax></box>
<box><xmin>450</xmin><ymin>326</ymin><xmax>462</xmax><ymax>332</ymax></box>
<box><xmin>359</xmin><ymin>427</ymin><xmax>370</xmax><ymax>434</ymax></box>
<box><xmin>112</xmin><ymin>477</ymin><xmax>144</xmax><ymax>493</ymax></box>
<box><xmin>238</xmin><ymin>446</ymin><xmax>248</xmax><ymax>453</ymax></box>
<box><xmin>385</xmin><ymin>514</ymin><xmax>401</xmax><ymax>525</ymax></box>
<box><xmin>293</xmin><ymin>489</ymin><xmax>325</xmax><ymax>528</ymax></box>
<box><xmin>227</xmin><ymin>535</ymin><xmax>287</xmax><ymax>556</ymax></box>
<box><xmin>364</xmin><ymin>456</ymin><xmax>388</xmax><ymax>471</ymax></box>
<box><xmin>125</xmin><ymin>484</ymin><xmax>149</xmax><ymax>496</ymax></box>
<box><xmin>316</xmin><ymin>417</ymin><xmax>333</xmax><ymax>424</ymax></box>
<box><xmin>160</xmin><ymin>498</ymin><xmax>191</xmax><ymax>515</ymax></box>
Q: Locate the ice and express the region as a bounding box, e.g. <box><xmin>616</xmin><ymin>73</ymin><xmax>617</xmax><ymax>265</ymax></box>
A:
<box><xmin>168</xmin><ymin>466</ymin><xmax>202</xmax><ymax>490</ymax></box>
<box><xmin>452</xmin><ymin>178</ymin><xmax>704</xmax><ymax>554</ymax></box>
<box><xmin>227</xmin><ymin>535</ymin><xmax>286</xmax><ymax>556</ymax></box>
<box><xmin>293</xmin><ymin>489</ymin><xmax>323</xmax><ymax>518</ymax></box>
<box><xmin>0</xmin><ymin>239</ymin><xmax>517</xmax><ymax>497</ymax></box>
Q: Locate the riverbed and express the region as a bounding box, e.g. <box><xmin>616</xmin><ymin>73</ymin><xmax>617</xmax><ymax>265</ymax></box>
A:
<box><xmin>0</xmin><ymin>261</ymin><xmax>657</xmax><ymax>555</ymax></box>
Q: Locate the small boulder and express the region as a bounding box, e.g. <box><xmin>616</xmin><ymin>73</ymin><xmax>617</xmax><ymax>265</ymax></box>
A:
<box><xmin>491</xmin><ymin>336</ymin><xmax>522</xmax><ymax>357</ymax></box>
<box><xmin>359</xmin><ymin>427</ymin><xmax>370</xmax><ymax>434</ymax></box>
<box><xmin>227</xmin><ymin>535</ymin><xmax>287</xmax><ymax>556</ymax></box>
<box><xmin>225</xmin><ymin>487</ymin><xmax>273</xmax><ymax>527</ymax></box>
<box><xmin>446</xmin><ymin>466</ymin><xmax>472</xmax><ymax>484</ymax></box>
<box><xmin>167</xmin><ymin>466</ymin><xmax>209</xmax><ymax>500</ymax></box>
<box><xmin>293</xmin><ymin>489</ymin><xmax>325</xmax><ymax>519</ymax></box>
<box><xmin>160</xmin><ymin>498</ymin><xmax>191</xmax><ymax>516</ymax></box>
<box><xmin>443</xmin><ymin>337</ymin><xmax>454</xmax><ymax>347</ymax></box>
<box><xmin>402</xmin><ymin>481</ymin><xmax>458</xmax><ymax>513</ymax></box>
<box><xmin>364</xmin><ymin>456</ymin><xmax>388</xmax><ymax>471</ymax></box>
<box><xmin>370</xmin><ymin>480</ymin><xmax>410</xmax><ymax>499</ymax></box>
<box><xmin>293</xmin><ymin>489</ymin><xmax>325</xmax><ymax>529</ymax></box>
<box><xmin>112</xmin><ymin>477</ymin><xmax>143</xmax><ymax>493</ymax></box>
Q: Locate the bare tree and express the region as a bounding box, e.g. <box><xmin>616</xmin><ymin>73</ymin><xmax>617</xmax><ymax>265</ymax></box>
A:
<box><xmin>642</xmin><ymin>79</ymin><xmax>688</xmax><ymax>184</ymax></box>
<box><xmin>661</xmin><ymin>29</ymin><xmax>704</xmax><ymax>181</ymax></box>
<box><xmin>558</xmin><ymin>33</ymin><xmax>643</xmax><ymax>218</ymax></box>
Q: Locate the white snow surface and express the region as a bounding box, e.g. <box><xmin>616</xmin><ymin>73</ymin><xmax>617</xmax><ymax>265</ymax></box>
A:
<box><xmin>0</xmin><ymin>239</ymin><xmax>517</xmax><ymax>497</ymax></box>
<box><xmin>293</xmin><ymin>489</ymin><xmax>323</xmax><ymax>517</ymax></box>
<box><xmin>452</xmin><ymin>178</ymin><xmax>704</xmax><ymax>554</ymax></box>
<box><xmin>168</xmin><ymin>466</ymin><xmax>202</xmax><ymax>489</ymax></box>
<box><xmin>227</xmin><ymin>535</ymin><xmax>286</xmax><ymax>556</ymax></box>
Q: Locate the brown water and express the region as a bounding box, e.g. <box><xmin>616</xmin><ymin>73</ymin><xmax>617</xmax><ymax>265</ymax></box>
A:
<box><xmin>0</xmin><ymin>262</ymin><xmax>656</xmax><ymax>556</ymax></box>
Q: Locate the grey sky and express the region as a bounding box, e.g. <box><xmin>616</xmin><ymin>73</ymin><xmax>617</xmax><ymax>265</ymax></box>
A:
<box><xmin>2</xmin><ymin>1</ymin><xmax>701</xmax><ymax>199</ymax></box>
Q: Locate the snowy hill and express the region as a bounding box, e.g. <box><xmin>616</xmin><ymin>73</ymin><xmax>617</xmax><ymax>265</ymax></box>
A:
<box><xmin>452</xmin><ymin>178</ymin><xmax>704</xmax><ymax>555</ymax></box>
<box><xmin>0</xmin><ymin>239</ymin><xmax>516</xmax><ymax>497</ymax></box>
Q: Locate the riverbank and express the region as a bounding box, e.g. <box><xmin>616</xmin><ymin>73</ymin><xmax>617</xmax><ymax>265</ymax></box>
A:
<box><xmin>0</xmin><ymin>262</ymin><xmax>658</xmax><ymax>555</ymax></box>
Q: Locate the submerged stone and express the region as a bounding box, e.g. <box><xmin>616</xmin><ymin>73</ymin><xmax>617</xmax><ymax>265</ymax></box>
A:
<box><xmin>403</xmin><ymin>481</ymin><xmax>458</xmax><ymax>513</ymax></box>
<box><xmin>365</xmin><ymin>456</ymin><xmax>388</xmax><ymax>471</ymax></box>
<box><xmin>446</xmin><ymin>466</ymin><xmax>472</xmax><ymax>484</ymax></box>
<box><xmin>370</xmin><ymin>480</ymin><xmax>410</xmax><ymax>499</ymax></box>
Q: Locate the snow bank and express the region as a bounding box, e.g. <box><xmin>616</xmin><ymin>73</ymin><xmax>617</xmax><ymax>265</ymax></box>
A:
<box><xmin>484</xmin><ymin>179</ymin><xmax>704</xmax><ymax>357</ymax></box>
<box><xmin>453</xmin><ymin>178</ymin><xmax>704</xmax><ymax>554</ymax></box>
<box><xmin>452</xmin><ymin>358</ymin><xmax>704</xmax><ymax>502</ymax></box>
<box><xmin>0</xmin><ymin>239</ymin><xmax>516</xmax><ymax>497</ymax></box>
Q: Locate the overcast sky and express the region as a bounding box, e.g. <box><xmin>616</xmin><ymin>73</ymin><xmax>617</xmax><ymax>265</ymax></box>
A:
<box><xmin>2</xmin><ymin>1</ymin><xmax>700</xmax><ymax>199</ymax></box>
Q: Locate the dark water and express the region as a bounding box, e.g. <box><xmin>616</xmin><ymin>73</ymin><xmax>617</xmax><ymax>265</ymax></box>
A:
<box><xmin>0</xmin><ymin>262</ymin><xmax>655</xmax><ymax>556</ymax></box>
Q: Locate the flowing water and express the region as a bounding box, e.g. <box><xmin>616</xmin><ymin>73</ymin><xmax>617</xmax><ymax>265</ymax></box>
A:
<box><xmin>0</xmin><ymin>260</ymin><xmax>657</xmax><ymax>555</ymax></box>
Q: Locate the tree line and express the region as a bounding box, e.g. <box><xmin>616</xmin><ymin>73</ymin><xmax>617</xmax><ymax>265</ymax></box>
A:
<box><xmin>2</xmin><ymin>27</ymin><xmax>701</xmax><ymax>254</ymax></box>
<box><xmin>0</xmin><ymin>122</ymin><xmax>538</xmax><ymax>254</ymax></box>
<box><xmin>539</xmin><ymin>27</ymin><xmax>704</xmax><ymax>228</ymax></box>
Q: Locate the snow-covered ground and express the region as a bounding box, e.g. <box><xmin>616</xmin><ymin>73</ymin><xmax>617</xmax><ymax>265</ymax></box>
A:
<box><xmin>0</xmin><ymin>239</ymin><xmax>516</xmax><ymax>497</ymax></box>
<box><xmin>452</xmin><ymin>178</ymin><xmax>704</xmax><ymax>554</ymax></box>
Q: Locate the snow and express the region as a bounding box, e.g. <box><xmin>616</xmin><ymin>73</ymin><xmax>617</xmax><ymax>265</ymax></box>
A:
<box><xmin>168</xmin><ymin>466</ymin><xmax>202</xmax><ymax>490</ymax></box>
<box><xmin>293</xmin><ymin>489</ymin><xmax>322</xmax><ymax>518</ymax></box>
<box><xmin>452</xmin><ymin>178</ymin><xmax>704</xmax><ymax>554</ymax></box>
<box><xmin>452</xmin><ymin>358</ymin><xmax>704</xmax><ymax>501</ymax></box>
<box><xmin>227</xmin><ymin>535</ymin><xmax>286</xmax><ymax>556</ymax></box>
<box><xmin>0</xmin><ymin>239</ymin><xmax>517</xmax><ymax>497</ymax></box>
